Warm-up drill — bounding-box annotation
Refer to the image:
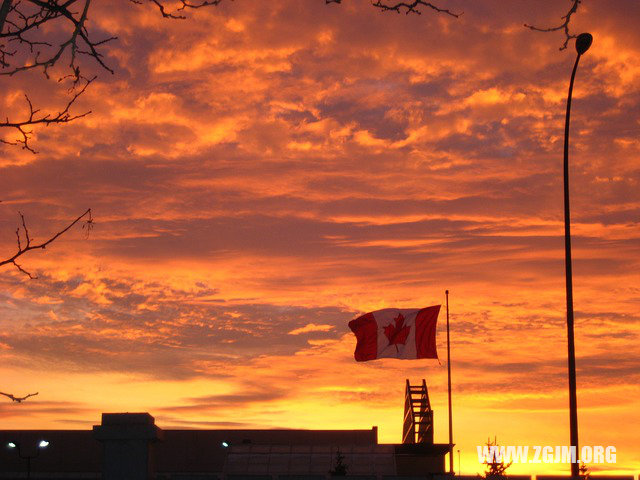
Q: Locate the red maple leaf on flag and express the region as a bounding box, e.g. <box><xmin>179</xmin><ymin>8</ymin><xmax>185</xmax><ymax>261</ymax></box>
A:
<box><xmin>383</xmin><ymin>313</ymin><xmax>411</xmax><ymax>352</ymax></box>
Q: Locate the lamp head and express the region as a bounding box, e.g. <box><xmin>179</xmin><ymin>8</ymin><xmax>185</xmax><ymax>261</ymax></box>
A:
<box><xmin>7</xmin><ymin>442</ymin><xmax>17</xmax><ymax>449</ymax></box>
<box><xmin>39</xmin><ymin>440</ymin><xmax>49</xmax><ymax>448</ymax></box>
<box><xmin>576</xmin><ymin>33</ymin><xmax>593</xmax><ymax>55</ymax></box>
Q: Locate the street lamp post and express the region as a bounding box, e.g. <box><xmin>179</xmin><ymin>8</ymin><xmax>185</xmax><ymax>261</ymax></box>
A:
<box><xmin>7</xmin><ymin>440</ymin><xmax>50</xmax><ymax>479</ymax></box>
<box><xmin>563</xmin><ymin>32</ymin><xmax>592</xmax><ymax>479</ymax></box>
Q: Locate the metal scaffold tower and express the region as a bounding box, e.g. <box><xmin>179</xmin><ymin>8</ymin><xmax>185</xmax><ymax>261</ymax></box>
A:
<box><xmin>402</xmin><ymin>379</ymin><xmax>434</xmax><ymax>445</ymax></box>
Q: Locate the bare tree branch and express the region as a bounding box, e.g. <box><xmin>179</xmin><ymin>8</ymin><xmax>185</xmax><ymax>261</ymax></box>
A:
<box><xmin>0</xmin><ymin>0</ymin><xmax>112</xmax><ymax>152</ymax></box>
<box><xmin>130</xmin><ymin>0</ymin><xmax>225</xmax><ymax>20</ymax></box>
<box><xmin>369</xmin><ymin>0</ymin><xmax>461</xmax><ymax>17</ymax></box>
<box><xmin>0</xmin><ymin>75</ymin><xmax>93</xmax><ymax>153</ymax></box>
<box><xmin>0</xmin><ymin>208</ymin><xmax>93</xmax><ymax>279</ymax></box>
<box><xmin>0</xmin><ymin>0</ymin><xmax>116</xmax><ymax>78</ymax></box>
<box><xmin>0</xmin><ymin>391</ymin><xmax>39</xmax><ymax>402</ymax></box>
<box><xmin>326</xmin><ymin>0</ymin><xmax>461</xmax><ymax>17</ymax></box>
<box><xmin>524</xmin><ymin>0</ymin><xmax>582</xmax><ymax>51</ymax></box>
<box><xmin>0</xmin><ymin>1</ymin><xmax>13</xmax><ymax>36</ymax></box>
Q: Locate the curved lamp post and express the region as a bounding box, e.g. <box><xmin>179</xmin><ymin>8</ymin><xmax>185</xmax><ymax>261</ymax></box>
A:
<box><xmin>563</xmin><ymin>32</ymin><xmax>592</xmax><ymax>479</ymax></box>
<box><xmin>7</xmin><ymin>440</ymin><xmax>49</xmax><ymax>479</ymax></box>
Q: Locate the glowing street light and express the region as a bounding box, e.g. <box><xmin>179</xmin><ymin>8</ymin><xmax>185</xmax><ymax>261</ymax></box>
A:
<box><xmin>562</xmin><ymin>31</ymin><xmax>592</xmax><ymax>479</ymax></box>
<box><xmin>6</xmin><ymin>440</ymin><xmax>50</xmax><ymax>479</ymax></box>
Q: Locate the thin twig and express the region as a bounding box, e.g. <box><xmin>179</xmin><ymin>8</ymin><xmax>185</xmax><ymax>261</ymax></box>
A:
<box><xmin>135</xmin><ymin>0</ymin><xmax>224</xmax><ymax>19</ymax></box>
<box><xmin>0</xmin><ymin>76</ymin><xmax>94</xmax><ymax>153</ymax></box>
<box><xmin>0</xmin><ymin>208</ymin><xmax>93</xmax><ymax>278</ymax></box>
<box><xmin>369</xmin><ymin>0</ymin><xmax>461</xmax><ymax>17</ymax></box>
<box><xmin>524</xmin><ymin>0</ymin><xmax>581</xmax><ymax>51</ymax></box>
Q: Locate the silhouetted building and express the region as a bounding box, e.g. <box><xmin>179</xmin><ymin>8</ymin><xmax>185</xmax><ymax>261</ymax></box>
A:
<box><xmin>0</xmin><ymin>380</ymin><xmax>451</xmax><ymax>480</ymax></box>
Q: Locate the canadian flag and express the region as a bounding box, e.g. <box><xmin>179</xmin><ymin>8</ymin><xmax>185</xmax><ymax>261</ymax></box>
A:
<box><xmin>348</xmin><ymin>305</ymin><xmax>440</xmax><ymax>361</ymax></box>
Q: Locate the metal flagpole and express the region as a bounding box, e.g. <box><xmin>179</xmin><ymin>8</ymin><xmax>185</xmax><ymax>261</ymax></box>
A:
<box><xmin>446</xmin><ymin>289</ymin><xmax>453</xmax><ymax>474</ymax></box>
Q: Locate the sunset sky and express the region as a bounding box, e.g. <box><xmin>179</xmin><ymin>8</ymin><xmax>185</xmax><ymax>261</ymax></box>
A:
<box><xmin>1</xmin><ymin>0</ymin><xmax>639</xmax><ymax>475</ymax></box>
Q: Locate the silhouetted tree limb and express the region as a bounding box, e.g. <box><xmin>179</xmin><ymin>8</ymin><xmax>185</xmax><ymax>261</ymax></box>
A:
<box><xmin>0</xmin><ymin>75</ymin><xmax>93</xmax><ymax>153</ymax></box>
<box><xmin>326</xmin><ymin>0</ymin><xmax>461</xmax><ymax>17</ymax></box>
<box><xmin>0</xmin><ymin>391</ymin><xmax>38</xmax><ymax>403</ymax></box>
<box><xmin>0</xmin><ymin>0</ymin><xmax>116</xmax><ymax>78</ymax></box>
<box><xmin>0</xmin><ymin>0</ymin><xmax>112</xmax><ymax>153</ymax></box>
<box><xmin>0</xmin><ymin>208</ymin><xmax>93</xmax><ymax>279</ymax></box>
<box><xmin>370</xmin><ymin>1</ymin><xmax>461</xmax><ymax>17</ymax></box>
<box><xmin>525</xmin><ymin>0</ymin><xmax>581</xmax><ymax>51</ymax></box>
<box><xmin>0</xmin><ymin>206</ymin><xmax>92</xmax><ymax>404</ymax></box>
<box><xmin>130</xmin><ymin>0</ymin><xmax>225</xmax><ymax>20</ymax></box>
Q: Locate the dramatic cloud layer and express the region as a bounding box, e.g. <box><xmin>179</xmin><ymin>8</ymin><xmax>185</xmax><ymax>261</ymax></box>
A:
<box><xmin>1</xmin><ymin>0</ymin><xmax>639</xmax><ymax>475</ymax></box>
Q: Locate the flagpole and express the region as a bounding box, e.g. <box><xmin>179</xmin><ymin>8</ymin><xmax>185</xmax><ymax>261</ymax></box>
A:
<box><xmin>446</xmin><ymin>289</ymin><xmax>453</xmax><ymax>474</ymax></box>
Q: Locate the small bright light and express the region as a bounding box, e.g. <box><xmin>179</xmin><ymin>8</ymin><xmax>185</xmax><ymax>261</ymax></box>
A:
<box><xmin>221</xmin><ymin>441</ymin><xmax>229</xmax><ymax>448</ymax></box>
<box><xmin>7</xmin><ymin>442</ymin><xmax>16</xmax><ymax>449</ymax></box>
<box><xmin>39</xmin><ymin>440</ymin><xmax>49</xmax><ymax>448</ymax></box>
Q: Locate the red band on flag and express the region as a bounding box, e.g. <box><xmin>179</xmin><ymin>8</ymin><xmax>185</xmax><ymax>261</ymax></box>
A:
<box><xmin>415</xmin><ymin>305</ymin><xmax>440</xmax><ymax>359</ymax></box>
<box><xmin>348</xmin><ymin>312</ymin><xmax>377</xmax><ymax>362</ymax></box>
